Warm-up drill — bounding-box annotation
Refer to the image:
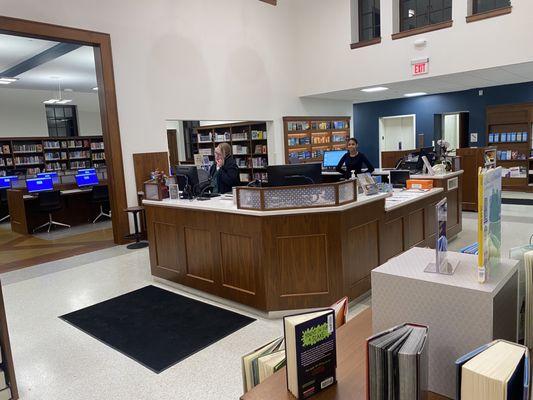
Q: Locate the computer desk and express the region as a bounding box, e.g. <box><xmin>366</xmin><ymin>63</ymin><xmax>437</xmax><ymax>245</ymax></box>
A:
<box><xmin>7</xmin><ymin>182</ymin><xmax>108</xmax><ymax>235</ymax></box>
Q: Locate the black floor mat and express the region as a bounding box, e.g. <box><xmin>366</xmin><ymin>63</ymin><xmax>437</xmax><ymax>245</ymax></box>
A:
<box><xmin>60</xmin><ymin>285</ymin><xmax>255</xmax><ymax>373</ymax></box>
<box><xmin>502</xmin><ymin>198</ymin><xmax>533</xmax><ymax>205</ymax></box>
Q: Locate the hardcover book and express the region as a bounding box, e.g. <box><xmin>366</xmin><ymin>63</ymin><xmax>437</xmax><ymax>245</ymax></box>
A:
<box><xmin>284</xmin><ymin>309</ymin><xmax>337</xmax><ymax>399</ymax></box>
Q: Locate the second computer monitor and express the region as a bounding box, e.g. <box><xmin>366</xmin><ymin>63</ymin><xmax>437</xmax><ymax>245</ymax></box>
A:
<box><xmin>0</xmin><ymin>176</ymin><xmax>17</xmax><ymax>189</ymax></box>
<box><xmin>26</xmin><ymin>177</ymin><xmax>54</xmax><ymax>193</ymax></box>
<box><xmin>267</xmin><ymin>163</ymin><xmax>322</xmax><ymax>187</ymax></box>
<box><xmin>322</xmin><ymin>150</ymin><xmax>346</xmax><ymax>168</ymax></box>
<box><xmin>390</xmin><ymin>170</ymin><xmax>411</xmax><ymax>188</ymax></box>
<box><xmin>174</xmin><ymin>165</ymin><xmax>200</xmax><ymax>194</ymax></box>
<box><xmin>75</xmin><ymin>173</ymin><xmax>99</xmax><ymax>188</ymax></box>
<box><xmin>78</xmin><ymin>168</ymin><xmax>96</xmax><ymax>175</ymax></box>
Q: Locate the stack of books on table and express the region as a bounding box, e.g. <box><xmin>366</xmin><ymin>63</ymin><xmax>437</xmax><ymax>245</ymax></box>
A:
<box><xmin>366</xmin><ymin>323</ymin><xmax>428</xmax><ymax>400</ymax></box>
<box><xmin>242</xmin><ymin>337</ymin><xmax>285</xmax><ymax>393</ymax></box>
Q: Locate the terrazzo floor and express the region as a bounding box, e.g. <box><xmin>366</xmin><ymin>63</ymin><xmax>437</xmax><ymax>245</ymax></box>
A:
<box><xmin>0</xmin><ymin>202</ymin><xmax>531</xmax><ymax>400</ymax></box>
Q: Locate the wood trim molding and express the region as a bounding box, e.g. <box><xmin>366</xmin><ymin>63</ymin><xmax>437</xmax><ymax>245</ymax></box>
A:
<box><xmin>466</xmin><ymin>6</ymin><xmax>512</xmax><ymax>23</ymax></box>
<box><xmin>391</xmin><ymin>20</ymin><xmax>453</xmax><ymax>40</ymax></box>
<box><xmin>350</xmin><ymin>37</ymin><xmax>381</xmax><ymax>49</ymax></box>
<box><xmin>0</xmin><ymin>15</ymin><xmax>129</xmax><ymax>245</ymax></box>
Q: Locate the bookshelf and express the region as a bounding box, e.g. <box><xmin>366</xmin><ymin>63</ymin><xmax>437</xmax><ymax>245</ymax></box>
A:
<box><xmin>193</xmin><ymin>121</ymin><xmax>268</xmax><ymax>183</ymax></box>
<box><xmin>0</xmin><ymin>136</ymin><xmax>105</xmax><ymax>176</ymax></box>
<box><xmin>486</xmin><ymin>104</ymin><xmax>533</xmax><ymax>191</ymax></box>
<box><xmin>283</xmin><ymin>116</ymin><xmax>350</xmax><ymax>164</ymax></box>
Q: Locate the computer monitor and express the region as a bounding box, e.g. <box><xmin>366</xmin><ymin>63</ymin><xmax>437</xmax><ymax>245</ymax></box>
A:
<box><xmin>174</xmin><ymin>165</ymin><xmax>200</xmax><ymax>197</ymax></box>
<box><xmin>267</xmin><ymin>163</ymin><xmax>322</xmax><ymax>187</ymax></box>
<box><xmin>78</xmin><ymin>168</ymin><xmax>96</xmax><ymax>175</ymax></box>
<box><xmin>26</xmin><ymin>177</ymin><xmax>54</xmax><ymax>193</ymax></box>
<box><xmin>75</xmin><ymin>173</ymin><xmax>99</xmax><ymax>188</ymax></box>
<box><xmin>0</xmin><ymin>176</ymin><xmax>17</xmax><ymax>189</ymax></box>
<box><xmin>322</xmin><ymin>150</ymin><xmax>346</xmax><ymax>168</ymax></box>
<box><xmin>37</xmin><ymin>172</ymin><xmax>60</xmax><ymax>184</ymax></box>
<box><xmin>390</xmin><ymin>170</ymin><xmax>411</xmax><ymax>188</ymax></box>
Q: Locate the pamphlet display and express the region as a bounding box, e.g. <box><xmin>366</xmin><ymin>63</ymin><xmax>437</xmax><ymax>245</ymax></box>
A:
<box><xmin>424</xmin><ymin>197</ymin><xmax>459</xmax><ymax>275</ymax></box>
<box><xmin>477</xmin><ymin>167</ymin><xmax>502</xmax><ymax>283</ymax></box>
<box><xmin>284</xmin><ymin>309</ymin><xmax>336</xmax><ymax>399</ymax></box>
<box><xmin>357</xmin><ymin>173</ymin><xmax>379</xmax><ymax>195</ymax></box>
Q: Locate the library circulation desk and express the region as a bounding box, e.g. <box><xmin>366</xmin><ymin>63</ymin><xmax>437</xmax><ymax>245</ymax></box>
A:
<box><xmin>144</xmin><ymin>171</ymin><xmax>462</xmax><ymax>313</ymax></box>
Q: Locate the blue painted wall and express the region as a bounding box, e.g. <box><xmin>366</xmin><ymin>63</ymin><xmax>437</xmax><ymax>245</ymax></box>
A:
<box><xmin>353</xmin><ymin>81</ymin><xmax>533</xmax><ymax>166</ymax></box>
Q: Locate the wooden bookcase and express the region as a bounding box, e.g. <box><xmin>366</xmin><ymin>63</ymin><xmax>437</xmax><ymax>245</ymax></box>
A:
<box><xmin>193</xmin><ymin>121</ymin><xmax>268</xmax><ymax>183</ymax></box>
<box><xmin>0</xmin><ymin>136</ymin><xmax>105</xmax><ymax>176</ymax></box>
<box><xmin>0</xmin><ymin>281</ymin><xmax>18</xmax><ymax>399</ymax></box>
<box><xmin>486</xmin><ymin>104</ymin><xmax>533</xmax><ymax>191</ymax></box>
<box><xmin>283</xmin><ymin>116</ymin><xmax>350</xmax><ymax>164</ymax></box>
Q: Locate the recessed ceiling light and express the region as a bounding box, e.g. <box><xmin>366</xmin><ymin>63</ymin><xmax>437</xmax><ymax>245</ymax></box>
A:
<box><xmin>0</xmin><ymin>77</ymin><xmax>19</xmax><ymax>83</ymax></box>
<box><xmin>43</xmin><ymin>99</ymin><xmax>59</xmax><ymax>104</ymax></box>
<box><xmin>361</xmin><ymin>86</ymin><xmax>389</xmax><ymax>93</ymax></box>
<box><xmin>56</xmin><ymin>99</ymin><xmax>72</xmax><ymax>104</ymax></box>
<box><xmin>92</xmin><ymin>87</ymin><xmax>98</xmax><ymax>91</ymax></box>
<box><xmin>63</xmin><ymin>88</ymin><xmax>74</xmax><ymax>92</ymax></box>
<box><xmin>0</xmin><ymin>81</ymin><xmax>11</xmax><ymax>85</ymax></box>
<box><xmin>404</xmin><ymin>92</ymin><xmax>427</xmax><ymax>97</ymax></box>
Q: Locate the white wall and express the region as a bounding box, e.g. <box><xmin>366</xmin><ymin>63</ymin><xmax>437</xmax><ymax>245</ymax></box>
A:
<box><xmin>0</xmin><ymin>87</ymin><xmax>102</xmax><ymax>136</ymax></box>
<box><xmin>0</xmin><ymin>0</ymin><xmax>352</xmax><ymax>208</ymax></box>
<box><xmin>293</xmin><ymin>0</ymin><xmax>533</xmax><ymax>96</ymax></box>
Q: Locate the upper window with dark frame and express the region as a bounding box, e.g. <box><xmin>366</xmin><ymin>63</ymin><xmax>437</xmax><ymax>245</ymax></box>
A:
<box><xmin>45</xmin><ymin>105</ymin><xmax>79</xmax><ymax>137</ymax></box>
<box><xmin>400</xmin><ymin>0</ymin><xmax>452</xmax><ymax>32</ymax></box>
<box><xmin>359</xmin><ymin>0</ymin><xmax>380</xmax><ymax>42</ymax></box>
<box><xmin>473</xmin><ymin>0</ymin><xmax>510</xmax><ymax>14</ymax></box>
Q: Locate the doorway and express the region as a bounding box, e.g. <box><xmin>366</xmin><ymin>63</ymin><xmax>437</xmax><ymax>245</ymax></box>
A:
<box><xmin>434</xmin><ymin>112</ymin><xmax>470</xmax><ymax>150</ymax></box>
<box><xmin>379</xmin><ymin>114</ymin><xmax>416</xmax><ymax>155</ymax></box>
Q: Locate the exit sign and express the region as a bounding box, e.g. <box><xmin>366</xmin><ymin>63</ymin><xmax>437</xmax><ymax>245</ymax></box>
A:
<box><xmin>412</xmin><ymin>58</ymin><xmax>429</xmax><ymax>76</ymax></box>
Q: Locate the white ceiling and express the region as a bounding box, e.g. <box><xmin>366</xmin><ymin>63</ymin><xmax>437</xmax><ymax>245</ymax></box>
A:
<box><xmin>303</xmin><ymin>62</ymin><xmax>533</xmax><ymax>103</ymax></box>
<box><xmin>0</xmin><ymin>34</ymin><xmax>98</xmax><ymax>93</ymax></box>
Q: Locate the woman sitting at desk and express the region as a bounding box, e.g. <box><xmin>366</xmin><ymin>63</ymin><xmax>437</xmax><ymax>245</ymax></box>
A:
<box><xmin>209</xmin><ymin>142</ymin><xmax>241</xmax><ymax>194</ymax></box>
<box><xmin>336</xmin><ymin>138</ymin><xmax>375</xmax><ymax>179</ymax></box>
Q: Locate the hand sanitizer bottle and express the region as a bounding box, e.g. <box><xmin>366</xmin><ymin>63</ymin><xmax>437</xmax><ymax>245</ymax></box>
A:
<box><xmin>350</xmin><ymin>170</ymin><xmax>356</xmax><ymax>180</ymax></box>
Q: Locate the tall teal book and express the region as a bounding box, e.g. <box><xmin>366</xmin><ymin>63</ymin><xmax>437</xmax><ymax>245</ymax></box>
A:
<box><xmin>455</xmin><ymin>339</ymin><xmax>530</xmax><ymax>400</ymax></box>
<box><xmin>284</xmin><ymin>309</ymin><xmax>336</xmax><ymax>399</ymax></box>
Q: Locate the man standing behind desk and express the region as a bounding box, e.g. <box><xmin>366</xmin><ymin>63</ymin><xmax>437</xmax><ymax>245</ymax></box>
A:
<box><xmin>209</xmin><ymin>143</ymin><xmax>241</xmax><ymax>194</ymax></box>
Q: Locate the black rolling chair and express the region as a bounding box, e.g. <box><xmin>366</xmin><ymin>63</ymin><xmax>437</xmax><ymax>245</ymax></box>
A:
<box><xmin>33</xmin><ymin>190</ymin><xmax>70</xmax><ymax>233</ymax></box>
<box><xmin>0</xmin><ymin>189</ymin><xmax>9</xmax><ymax>223</ymax></box>
<box><xmin>91</xmin><ymin>185</ymin><xmax>111</xmax><ymax>223</ymax></box>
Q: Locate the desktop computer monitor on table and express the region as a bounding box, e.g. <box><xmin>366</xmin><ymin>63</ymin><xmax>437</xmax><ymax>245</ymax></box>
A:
<box><xmin>390</xmin><ymin>170</ymin><xmax>411</xmax><ymax>189</ymax></box>
<box><xmin>78</xmin><ymin>168</ymin><xmax>96</xmax><ymax>175</ymax></box>
<box><xmin>266</xmin><ymin>163</ymin><xmax>322</xmax><ymax>187</ymax></box>
<box><xmin>175</xmin><ymin>165</ymin><xmax>200</xmax><ymax>198</ymax></box>
<box><xmin>75</xmin><ymin>173</ymin><xmax>99</xmax><ymax>188</ymax></box>
<box><xmin>322</xmin><ymin>150</ymin><xmax>346</xmax><ymax>169</ymax></box>
<box><xmin>37</xmin><ymin>172</ymin><xmax>60</xmax><ymax>184</ymax></box>
<box><xmin>0</xmin><ymin>176</ymin><xmax>17</xmax><ymax>189</ymax></box>
<box><xmin>26</xmin><ymin>177</ymin><xmax>54</xmax><ymax>193</ymax></box>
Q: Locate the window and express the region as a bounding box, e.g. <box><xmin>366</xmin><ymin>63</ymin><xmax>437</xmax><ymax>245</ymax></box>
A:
<box><xmin>473</xmin><ymin>0</ymin><xmax>510</xmax><ymax>14</ymax></box>
<box><xmin>400</xmin><ymin>0</ymin><xmax>452</xmax><ymax>32</ymax></box>
<box><xmin>45</xmin><ymin>105</ymin><xmax>79</xmax><ymax>137</ymax></box>
<box><xmin>359</xmin><ymin>0</ymin><xmax>380</xmax><ymax>42</ymax></box>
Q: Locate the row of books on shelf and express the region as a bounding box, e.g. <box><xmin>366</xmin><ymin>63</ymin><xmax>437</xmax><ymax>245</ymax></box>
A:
<box><xmin>14</xmin><ymin>156</ymin><xmax>44</xmax><ymax>165</ymax></box>
<box><xmin>233</xmin><ymin>145</ymin><xmax>249</xmax><ymax>155</ymax></box>
<box><xmin>489</xmin><ymin>132</ymin><xmax>529</xmax><ymax>143</ymax></box>
<box><xmin>198</xmin><ymin>148</ymin><xmax>213</xmax><ymax>156</ymax></box>
<box><xmin>92</xmin><ymin>153</ymin><xmax>105</xmax><ymax>161</ymax></box>
<box><xmin>44</xmin><ymin>151</ymin><xmax>67</xmax><ymax>161</ymax></box>
<box><xmin>45</xmin><ymin>162</ymin><xmax>68</xmax><ymax>171</ymax></box>
<box><xmin>288</xmin><ymin>137</ymin><xmax>311</xmax><ymax>146</ymax></box>
<box><xmin>503</xmin><ymin>166</ymin><xmax>527</xmax><ymax>179</ymax></box>
<box><xmin>254</xmin><ymin>144</ymin><xmax>267</xmax><ymax>154</ymax></box>
<box><xmin>66</xmin><ymin>139</ymin><xmax>91</xmax><ymax>148</ymax></box>
<box><xmin>251</xmin><ymin>130</ymin><xmax>267</xmax><ymax>140</ymax></box>
<box><xmin>215</xmin><ymin>132</ymin><xmax>231</xmax><ymax>142</ymax></box>
<box><xmin>0</xmin><ymin>158</ymin><xmax>12</xmax><ymax>167</ymax></box>
<box><xmin>198</xmin><ymin>131</ymin><xmax>268</xmax><ymax>142</ymax></box>
<box><xmin>287</xmin><ymin>120</ymin><xmax>348</xmax><ymax>131</ymax></box>
<box><xmin>69</xmin><ymin>151</ymin><xmax>90</xmax><ymax>159</ymax></box>
<box><xmin>497</xmin><ymin>150</ymin><xmax>528</xmax><ymax>161</ymax></box>
<box><xmin>13</xmin><ymin>143</ymin><xmax>42</xmax><ymax>153</ymax></box>
<box><xmin>90</xmin><ymin>142</ymin><xmax>105</xmax><ymax>150</ymax></box>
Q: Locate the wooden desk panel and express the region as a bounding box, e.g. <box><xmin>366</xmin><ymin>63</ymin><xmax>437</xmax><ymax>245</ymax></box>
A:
<box><xmin>241</xmin><ymin>308</ymin><xmax>450</xmax><ymax>400</ymax></box>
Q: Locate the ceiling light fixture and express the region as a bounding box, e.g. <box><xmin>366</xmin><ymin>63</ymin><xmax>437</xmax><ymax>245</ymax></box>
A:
<box><xmin>92</xmin><ymin>87</ymin><xmax>98</xmax><ymax>91</ymax></box>
<box><xmin>404</xmin><ymin>92</ymin><xmax>427</xmax><ymax>97</ymax></box>
<box><xmin>361</xmin><ymin>86</ymin><xmax>389</xmax><ymax>93</ymax></box>
<box><xmin>0</xmin><ymin>77</ymin><xmax>19</xmax><ymax>84</ymax></box>
<box><xmin>42</xmin><ymin>78</ymin><xmax>73</xmax><ymax>105</ymax></box>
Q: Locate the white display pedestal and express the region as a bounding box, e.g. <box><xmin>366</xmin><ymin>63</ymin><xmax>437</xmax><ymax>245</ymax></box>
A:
<box><xmin>371</xmin><ymin>247</ymin><xmax>518</xmax><ymax>399</ymax></box>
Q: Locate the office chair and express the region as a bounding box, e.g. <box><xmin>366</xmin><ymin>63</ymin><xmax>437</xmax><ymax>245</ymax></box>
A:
<box><xmin>91</xmin><ymin>185</ymin><xmax>111</xmax><ymax>223</ymax></box>
<box><xmin>0</xmin><ymin>189</ymin><xmax>9</xmax><ymax>223</ymax></box>
<box><xmin>33</xmin><ymin>190</ymin><xmax>70</xmax><ymax>233</ymax></box>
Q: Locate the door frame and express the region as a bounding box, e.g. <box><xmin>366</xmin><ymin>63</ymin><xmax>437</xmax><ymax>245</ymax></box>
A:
<box><xmin>0</xmin><ymin>15</ymin><xmax>129</xmax><ymax>244</ymax></box>
<box><xmin>440</xmin><ymin>111</ymin><xmax>470</xmax><ymax>149</ymax></box>
<box><xmin>378</xmin><ymin>114</ymin><xmax>416</xmax><ymax>168</ymax></box>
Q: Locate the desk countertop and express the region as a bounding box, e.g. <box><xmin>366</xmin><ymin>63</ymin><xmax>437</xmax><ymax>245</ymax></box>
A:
<box><xmin>143</xmin><ymin>188</ymin><xmax>443</xmax><ymax>216</ymax></box>
<box><xmin>372</xmin><ymin>169</ymin><xmax>463</xmax><ymax>180</ymax></box>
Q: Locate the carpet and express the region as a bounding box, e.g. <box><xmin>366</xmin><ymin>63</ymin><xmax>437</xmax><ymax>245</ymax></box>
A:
<box><xmin>60</xmin><ymin>285</ymin><xmax>255</xmax><ymax>373</ymax></box>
